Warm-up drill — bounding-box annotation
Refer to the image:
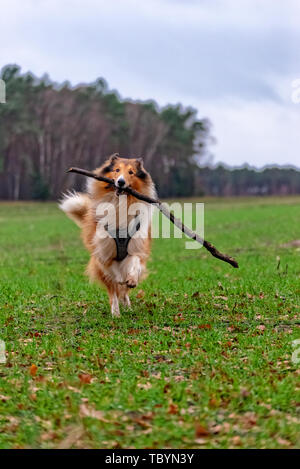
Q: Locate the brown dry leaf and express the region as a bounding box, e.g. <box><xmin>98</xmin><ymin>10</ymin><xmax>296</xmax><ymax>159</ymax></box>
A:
<box><xmin>163</xmin><ymin>384</ymin><xmax>170</xmax><ymax>393</ymax></box>
<box><xmin>128</xmin><ymin>329</ymin><xmax>140</xmax><ymax>335</ymax></box>
<box><xmin>225</xmin><ymin>340</ymin><xmax>234</xmax><ymax>348</ymax></box>
<box><xmin>208</xmin><ymin>397</ymin><xmax>219</xmax><ymax>408</ymax></box>
<box><xmin>142</xmin><ymin>411</ymin><xmax>154</xmax><ymax>421</ymax></box>
<box><xmin>67</xmin><ymin>385</ymin><xmax>81</xmax><ymax>393</ymax></box>
<box><xmin>0</xmin><ymin>394</ymin><xmax>11</xmax><ymax>402</ymax></box>
<box><xmin>198</xmin><ymin>324</ymin><xmax>211</xmax><ymax>330</ymax></box>
<box><xmin>133</xmin><ymin>418</ymin><xmax>151</xmax><ymax>429</ymax></box>
<box><xmin>174</xmin><ymin>314</ymin><xmax>185</xmax><ymax>322</ymax></box>
<box><xmin>57</xmin><ymin>425</ymin><xmax>85</xmax><ymax>449</ymax></box>
<box><xmin>223</xmin><ymin>422</ymin><xmax>231</xmax><ymax>433</ymax></box>
<box><xmin>190</xmin><ymin>372</ymin><xmax>198</xmax><ymax>380</ymax></box>
<box><xmin>231</xmin><ymin>435</ymin><xmax>242</xmax><ymax>446</ymax></box>
<box><xmin>243</xmin><ymin>412</ymin><xmax>257</xmax><ymax>428</ymax></box>
<box><xmin>174</xmin><ymin>375</ymin><xmax>185</xmax><ymax>382</ymax></box>
<box><xmin>137</xmin><ymin>382</ymin><xmax>152</xmax><ymax>390</ymax></box>
<box><xmin>277</xmin><ymin>437</ymin><xmax>291</xmax><ymax>447</ymax></box>
<box><xmin>29</xmin><ymin>364</ymin><xmax>38</xmax><ymax>377</ymax></box>
<box><xmin>240</xmin><ymin>388</ymin><xmax>250</xmax><ymax>398</ymax></box>
<box><xmin>79</xmin><ymin>403</ymin><xmax>109</xmax><ymax>422</ymax></box>
<box><xmin>5</xmin><ymin>416</ymin><xmax>20</xmax><ymax>432</ymax></box>
<box><xmin>142</xmin><ymin>428</ymin><xmax>152</xmax><ymax>435</ymax></box>
<box><xmin>41</xmin><ymin>431</ymin><xmax>58</xmax><ymax>442</ymax></box>
<box><xmin>195</xmin><ymin>438</ymin><xmax>206</xmax><ymax>445</ymax></box>
<box><xmin>136</xmin><ymin>289</ymin><xmax>145</xmax><ymax>299</ymax></box>
<box><xmin>195</xmin><ymin>423</ymin><xmax>210</xmax><ymax>437</ymax></box>
<box><xmin>257</xmin><ymin>325</ymin><xmax>266</xmax><ymax>332</ymax></box>
<box><xmin>35</xmin><ymin>375</ymin><xmax>46</xmax><ymax>383</ymax></box>
<box><xmin>168</xmin><ymin>403</ymin><xmax>179</xmax><ymax>415</ymax></box>
<box><xmin>78</xmin><ymin>373</ymin><xmax>92</xmax><ymax>384</ymax></box>
<box><xmin>210</xmin><ymin>424</ymin><xmax>223</xmax><ymax>434</ymax></box>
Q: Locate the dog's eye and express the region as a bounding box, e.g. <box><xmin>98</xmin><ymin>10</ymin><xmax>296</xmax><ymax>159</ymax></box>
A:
<box><xmin>128</xmin><ymin>170</ymin><xmax>134</xmax><ymax>175</ymax></box>
<box><xmin>115</xmin><ymin>168</ymin><xmax>120</xmax><ymax>172</ymax></box>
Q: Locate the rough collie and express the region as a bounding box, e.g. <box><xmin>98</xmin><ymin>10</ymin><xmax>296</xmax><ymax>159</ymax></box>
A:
<box><xmin>59</xmin><ymin>154</ymin><xmax>156</xmax><ymax>317</ymax></box>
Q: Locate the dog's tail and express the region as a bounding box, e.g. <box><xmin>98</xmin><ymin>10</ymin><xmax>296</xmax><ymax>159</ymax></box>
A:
<box><xmin>59</xmin><ymin>192</ymin><xmax>90</xmax><ymax>227</ymax></box>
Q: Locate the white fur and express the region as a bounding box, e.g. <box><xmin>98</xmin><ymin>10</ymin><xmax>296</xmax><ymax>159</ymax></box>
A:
<box><xmin>110</xmin><ymin>255</ymin><xmax>142</xmax><ymax>286</ymax></box>
<box><xmin>59</xmin><ymin>192</ymin><xmax>89</xmax><ymax>227</ymax></box>
<box><xmin>110</xmin><ymin>292</ymin><xmax>120</xmax><ymax>317</ymax></box>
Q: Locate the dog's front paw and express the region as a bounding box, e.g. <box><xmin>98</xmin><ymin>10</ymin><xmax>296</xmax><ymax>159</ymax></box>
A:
<box><xmin>126</xmin><ymin>277</ymin><xmax>137</xmax><ymax>289</ymax></box>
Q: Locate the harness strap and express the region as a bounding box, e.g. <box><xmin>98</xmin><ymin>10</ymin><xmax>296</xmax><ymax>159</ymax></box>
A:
<box><xmin>105</xmin><ymin>218</ymin><xmax>141</xmax><ymax>261</ymax></box>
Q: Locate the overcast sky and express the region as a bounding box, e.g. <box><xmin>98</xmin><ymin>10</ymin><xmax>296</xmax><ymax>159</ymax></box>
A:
<box><xmin>1</xmin><ymin>0</ymin><xmax>300</xmax><ymax>167</ymax></box>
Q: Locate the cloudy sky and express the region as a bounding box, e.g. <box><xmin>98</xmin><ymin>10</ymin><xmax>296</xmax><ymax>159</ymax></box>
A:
<box><xmin>1</xmin><ymin>0</ymin><xmax>299</xmax><ymax>167</ymax></box>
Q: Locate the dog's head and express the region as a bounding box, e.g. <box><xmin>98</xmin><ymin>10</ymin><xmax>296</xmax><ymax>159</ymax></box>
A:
<box><xmin>96</xmin><ymin>154</ymin><xmax>150</xmax><ymax>192</ymax></box>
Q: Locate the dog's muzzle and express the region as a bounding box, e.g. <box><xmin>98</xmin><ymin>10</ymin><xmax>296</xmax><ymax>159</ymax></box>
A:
<box><xmin>116</xmin><ymin>176</ymin><xmax>126</xmax><ymax>188</ymax></box>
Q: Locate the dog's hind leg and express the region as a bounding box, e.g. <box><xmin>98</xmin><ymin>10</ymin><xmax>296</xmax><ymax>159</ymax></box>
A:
<box><xmin>108</xmin><ymin>285</ymin><xmax>120</xmax><ymax>317</ymax></box>
<box><xmin>118</xmin><ymin>285</ymin><xmax>131</xmax><ymax>309</ymax></box>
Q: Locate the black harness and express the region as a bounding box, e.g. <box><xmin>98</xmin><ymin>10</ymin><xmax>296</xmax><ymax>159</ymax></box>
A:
<box><xmin>105</xmin><ymin>218</ymin><xmax>141</xmax><ymax>261</ymax></box>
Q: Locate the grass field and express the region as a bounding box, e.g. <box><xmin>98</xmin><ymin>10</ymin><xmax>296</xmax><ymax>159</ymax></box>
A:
<box><xmin>0</xmin><ymin>197</ymin><xmax>299</xmax><ymax>449</ymax></box>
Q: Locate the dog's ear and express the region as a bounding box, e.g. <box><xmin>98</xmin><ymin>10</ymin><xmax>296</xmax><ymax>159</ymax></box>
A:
<box><xmin>101</xmin><ymin>153</ymin><xmax>119</xmax><ymax>174</ymax></box>
<box><xmin>135</xmin><ymin>157</ymin><xmax>147</xmax><ymax>179</ymax></box>
<box><xmin>108</xmin><ymin>153</ymin><xmax>119</xmax><ymax>163</ymax></box>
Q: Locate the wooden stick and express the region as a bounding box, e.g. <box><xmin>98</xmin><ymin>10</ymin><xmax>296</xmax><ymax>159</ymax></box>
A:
<box><xmin>67</xmin><ymin>167</ymin><xmax>239</xmax><ymax>268</ymax></box>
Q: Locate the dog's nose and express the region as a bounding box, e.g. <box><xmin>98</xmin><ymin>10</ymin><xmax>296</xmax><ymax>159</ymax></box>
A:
<box><xmin>117</xmin><ymin>177</ymin><xmax>126</xmax><ymax>188</ymax></box>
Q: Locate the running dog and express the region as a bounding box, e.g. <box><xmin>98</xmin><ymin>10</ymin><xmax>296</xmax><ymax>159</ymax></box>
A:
<box><xmin>59</xmin><ymin>154</ymin><xmax>156</xmax><ymax>317</ymax></box>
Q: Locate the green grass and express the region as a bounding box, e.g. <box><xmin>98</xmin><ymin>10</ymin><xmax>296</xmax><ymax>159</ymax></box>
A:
<box><xmin>0</xmin><ymin>197</ymin><xmax>299</xmax><ymax>449</ymax></box>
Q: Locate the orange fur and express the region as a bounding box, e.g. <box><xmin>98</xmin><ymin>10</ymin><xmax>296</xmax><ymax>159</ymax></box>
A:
<box><xmin>59</xmin><ymin>155</ymin><xmax>156</xmax><ymax>316</ymax></box>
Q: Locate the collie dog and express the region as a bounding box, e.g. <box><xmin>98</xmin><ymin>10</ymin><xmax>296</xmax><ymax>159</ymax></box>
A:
<box><xmin>59</xmin><ymin>154</ymin><xmax>156</xmax><ymax>317</ymax></box>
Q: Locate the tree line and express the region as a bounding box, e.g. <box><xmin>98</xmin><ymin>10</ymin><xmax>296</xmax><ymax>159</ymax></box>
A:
<box><xmin>195</xmin><ymin>165</ymin><xmax>300</xmax><ymax>197</ymax></box>
<box><xmin>0</xmin><ymin>65</ymin><xmax>211</xmax><ymax>200</ymax></box>
<box><xmin>0</xmin><ymin>64</ymin><xmax>299</xmax><ymax>200</ymax></box>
